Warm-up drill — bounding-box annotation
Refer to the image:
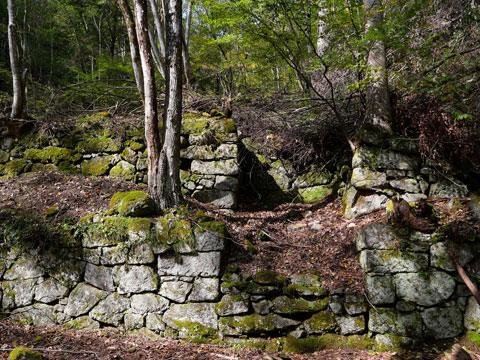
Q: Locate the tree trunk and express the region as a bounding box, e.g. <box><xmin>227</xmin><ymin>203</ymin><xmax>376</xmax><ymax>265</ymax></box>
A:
<box><xmin>118</xmin><ymin>0</ymin><xmax>145</xmax><ymax>99</ymax></box>
<box><xmin>148</xmin><ymin>0</ymin><xmax>167</xmax><ymax>77</ymax></box>
<box><xmin>7</xmin><ymin>0</ymin><xmax>26</xmax><ymax>119</ymax></box>
<box><xmin>364</xmin><ymin>0</ymin><xmax>392</xmax><ymax>134</ymax></box>
<box><xmin>133</xmin><ymin>0</ymin><xmax>183</xmax><ymax>211</ymax></box>
<box><xmin>157</xmin><ymin>0</ymin><xmax>183</xmax><ymax>209</ymax></box>
<box><xmin>182</xmin><ymin>0</ymin><xmax>197</xmax><ymax>89</ymax></box>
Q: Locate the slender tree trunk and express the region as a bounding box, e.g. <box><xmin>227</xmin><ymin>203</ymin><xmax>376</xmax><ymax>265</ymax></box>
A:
<box><xmin>316</xmin><ymin>4</ymin><xmax>328</xmax><ymax>56</ymax></box>
<box><xmin>133</xmin><ymin>0</ymin><xmax>183</xmax><ymax>211</ymax></box>
<box><xmin>364</xmin><ymin>0</ymin><xmax>392</xmax><ymax>134</ymax></box>
<box><xmin>8</xmin><ymin>0</ymin><xmax>26</xmax><ymax>119</ymax></box>
<box><xmin>182</xmin><ymin>0</ymin><xmax>197</xmax><ymax>88</ymax></box>
<box><xmin>157</xmin><ymin>0</ymin><xmax>183</xmax><ymax>209</ymax></box>
<box><xmin>118</xmin><ymin>0</ymin><xmax>145</xmax><ymax>99</ymax></box>
<box><xmin>148</xmin><ymin>0</ymin><xmax>167</xmax><ymax>76</ymax></box>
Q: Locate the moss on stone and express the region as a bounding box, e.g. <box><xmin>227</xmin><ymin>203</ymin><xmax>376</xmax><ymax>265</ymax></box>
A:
<box><xmin>110</xmin><ymin>191</ymin><xmax>155</xmax><ymax>217</ymax></box>
<box><xmin>297</xmin><ymin>185</ymin><xmax>332</xmax><ymax>204</ymax></box>
<box><xmin>272</xmin><ymin>296</ymin><xmax>329</xmax><ymax>314</ymax></box>
<box><xmin>3</xmin><ymin>159</ymin><xmax>27</xmax><ymax>177</ymax></box>
<box><xmin>76</xmin><ymin>137</ymin><xmax>121</xmax><ymax>153</ymax></box>
<box><xmin>303</xmin><ymin>311</ymin><xmax>338</xmax><ymax>334</ymax></box>
<box><xmin>24</xmin><ymin>147</ymin><xmax>81</xmax><ymax>165</ymax></box>
<box><xmin>81</xmin><ymin>156</ymin><xmax>115</xmax><ymax>176</ymax></box>
<box><xmin>128</xmin><ymin>141</ymin><xmax>144</xmax><ymax>151</ymax></box>
<box><xmin>182</xmin><ymin>115</ymin><xmax>209</xmax><ymax>134</ymax></box>
<box><xmin>8</xmin><ymin>347</ymin><xmax>43</xmax><ymax>360</ymax></box>
<box><xmin>466</xmin><ymin>331</ymin><xmax>480</xmax><ymax>346</ymax></box>
<box><xmin>45</xmin><ymin>205</ymin><xmax>59</xmax><ymax>216</ymax></box>
<box><xmin>210</xmin><ymin>118</ymin><xmax>236</xmax><ymax>133</ymax></box>
<box><xmin>173</xmin><ymin>320</ymin><xmax>218</xmax><ymax>337</ymax></box>
<box><xmin>253</xmin><ymin>270</ymin><xmax>286</xmax><ymax>286</ymax></box>
<box><xmin>284</xmin><ymin>335</ymin><xmax>325</xmax><ymax>354</ymax></box>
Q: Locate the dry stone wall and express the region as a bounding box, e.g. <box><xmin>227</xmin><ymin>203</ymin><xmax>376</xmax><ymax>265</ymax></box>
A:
<box><xmin>4</xmin><ymin>208</ymin><xmax>480</xmax><ymax>353</ymax></box>
<box><xmin>0</xmin><ymin>112</ymin><xmax>240</xmax><ymax>209</ymax></box>
<box><xmin>343</xmin><ymin>133</ymin><xmax>469</xmax><ymax>219</ymax></box>
<box><xmin>358</xmin><ymin>222</ymin><xmax>480</xmax><ymax>345</ymax></box>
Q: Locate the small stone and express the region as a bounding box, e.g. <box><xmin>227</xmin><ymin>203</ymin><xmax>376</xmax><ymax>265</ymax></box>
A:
<box><xmin>464</xmin><ymin>296</ymin><xmax>480</xmax><ymax>331</ymax></box>
<box><xmin>110</xmin><ymin>191</ymin><xmax>155</xmax><ymax>217</ymax></box>
<box><xmin>421</xmin><ymin>307</ymin><xmax>463</xmax><ymax>339</ymax></box>
<box><xmin>369</xmin><ymin>308</ymin><xmax>422</xmax><ymax>337</ymax></box>
<box><xmin>113</xmin><ymin>265</ymin><xmax>158</xmax><ymax>294</ymax></box>
<box><xmin>4</xmin><ymin>255</ymin><xmax>44</xmax><ymax>280</ymax></box>
<box><xmin>145</xmin><ymin>313</ymin><xmax>165</xmax><ymax>331</ymax></box>
<box><xmin>90</xmin><ymin>292</ymin><xmax>130</xmax><ymax>326</ymax></box>
<box><xmin>64</xmin><ymin>283</ymin><xmax>107</xmax><ymax>317</ymax></box>
<box><xmin>1</xmin><ymin>279</ymin><xmax>36</xmax><ymax>308</ymax></box>
<box><xmin>64</xmin><ymin>316</ymin><xmax>100</xmax><ymax>330</ymax></box>
<box><xmin>216</xmin><ymin>294</ymin><xmax>249</xmax><ymax>316</ymax></box>
<box><xmin>84</xmin><ymin>263</ymin><xmax>114</xmax><ymax>291</ymax></box>
<box><xmin>188</xmin><ymin>278</ymin><xmax>219</xmax><ymax>302</ymax></box>
<box><xmin>109</xmin><ymin>160</ymin><xmax>136</xmax><ymax>181</ymax></box>
<box><xmin>394</xmin><ymin>272</ymin><xmax>455</xmax><ymax>306</ymax></box>
<box><xmin>336</xmin><ymin>315</ymin><xmax>365</xmax><ymax>335</ymax></box>
<box><xmin>159</xmin><ymin>281</ymin><xmax>193</xmax><ymax>303</ymax></box>
<box><xmin>34</xmin><ymin>279</ymin><xmax>68</xmax><ymax>303</ymax></box>
<box><xmin>130</xmin><ymin>293</ymin><xmax>169</xmax><ymax>314</ymax></box>
<box><xmin>252</xmin><ymin>300</ymin><xmax>272</xmax><ymax>315</ymax></box>
<box><xmin>128</xmin><ymin>243</ymin><xmax>155</xmax><ymax>264</ymax></box>
<box><xmin>303</xmin><ymin>312</ymin><xmax>337</xmax><ymax>334</ymax></box>
<box><xmin>360</xmin><ymin>250</ymin><xmax>428</xmax><ymax>273</ymax></box>
<box><xmin>429</xmin><ymin>180</ymin><xmax>468</xmax><ymax>198</ymax></box>
<box><xmin>157</xmin><ymin>252</ymin><xmax>221</xmax><ymax>277</ymax></box>
<box><xmin>365</xmin><ymin>275</ymin><xmax>395</xmax><ymax>305</ymax></box>
<box><xmin>124</xmin><ymin>313</ymin><xmax>144</xmax><ymax>330</ymax></box>
<box><xmin>163</xmin><ymin>303</ymin><xmax>218</xmax><ymax>334</ymax></box>
<box><xmin>351</xmin><ymin>167</ymin><xmax>388</xmax><ymax>190</ymax></box>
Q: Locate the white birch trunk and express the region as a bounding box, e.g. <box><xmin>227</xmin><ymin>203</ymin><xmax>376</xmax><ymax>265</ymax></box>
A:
<box><xmin>364</xmin><ymin>0</ymin><xmax>392</xmax><ymax>134</ymax></box>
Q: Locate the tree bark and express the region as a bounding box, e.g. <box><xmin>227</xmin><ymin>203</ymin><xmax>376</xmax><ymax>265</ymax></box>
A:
<box><xmin>364</xmin><ymin>0</ymin><xmax>392</xmax><ymax>134</ymax></box>
<box><xmin>182</xmin><ymin>0</ymin><xmax>197</xmax><ymax>88</ymax></box>
<box><xmin>157</xmin><ymin>0</ymin><xmax>183</xmax><ymax>209</ymax></box>
<box><xmin>7</xmin><ymin>0</ymin><xmax>26</xmax><ymax>119</ymax></box>
<box><xmin>118</xmin><ymin>0</ymin><xmax>145</xmax><ymax>99</ymax></box>
<box><xmin>133</xmin><ymin>0</ymin><xmax>183</xmax><ymax>211</ymax></box>
<box><xmin>148</xmin><ymin>0</ymin><xmax>167</xmax><ymax>77</ymax></box>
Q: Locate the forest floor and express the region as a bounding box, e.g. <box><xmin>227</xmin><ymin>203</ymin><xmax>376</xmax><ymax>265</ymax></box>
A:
<box><xmin>0</xmin><ymin>171</ymin><xmax>479</xmax><ymax>359</ymax></box>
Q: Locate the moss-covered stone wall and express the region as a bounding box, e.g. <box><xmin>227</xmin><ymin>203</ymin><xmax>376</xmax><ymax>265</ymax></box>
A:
<box><xmin>0</xmin><ymin>112</ymin><xmax>240</xmax><ymax>209</ymax></box>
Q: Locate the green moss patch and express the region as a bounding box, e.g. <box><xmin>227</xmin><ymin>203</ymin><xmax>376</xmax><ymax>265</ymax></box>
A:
<box><xmin>24</xmin><ymin>147</ymin><xmax>81</xmax><ymax>164</ymax></box>
<box><xmin>110</xmin><ymin>191</ymin><xmax>155</xmax><ymax>217</ymax></box>
<box><xmin>8</xmin><ymin>347</ymin><xmax>43</xmax><ymax>360</ymax></box>
<box><xmin>3</xmin><ymin>159</ymin><xmax>27</xmax><ymax>177</ymax></box>
<box><xmin>253</xmin><ymin>270</ymin><xmax>286</xmax><ymax>286</ymax></box>
<box><xmin>76</xmin><ymin>137</ymin><xmax>121</xmax><ymax>153</ymax></box>
<box><xmin>272</xmin><ymin>296</ymin><xmax>328</xmax><ymax>314</ymax></box>
<box><xmin>303</xmin><ymin>311</ymin><xmax>338</xmax><ymax>334</ymax></box>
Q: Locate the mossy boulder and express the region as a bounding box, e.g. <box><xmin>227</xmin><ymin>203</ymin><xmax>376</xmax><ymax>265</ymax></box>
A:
<box><xmin>297</xmin><ymin>185</ymin><xmax>332</xmax><ymax>204</ymax></box>
<box><xmin>3</xmin><ymin>159</ymin><xmax>28</xmax><ymax>177</ymax></box>
<box><xmin>0</xmin><ymin>149</ymin><xmax>9</xmax><ymax>163</ymax></box>
<box><xmin>374</xmin><ymin>334</ymin><xmax>413</xmax><ymax>351</ymax></box>
<box><xmin>293</xmin><ymin>167</ymin><xmax>332</xmax><ymax>188</ymax></box>
<box><xmin>252</xmin><ymin>270</ymin><xmax>286</xmax><ymax>286</ymax></box>
<box><xmin>109</xmin><ymin>160</ymin><xmax>136</xmax><ymax>180</ymax></box>
<box><xmin>110</xmin><ymin>191</ymin><xmax>155</xmax><ymax>217</ymax></box>
<box><xmin>8</xmin><ymin>347</ymin><xmax>43</xmax><ymax>360</ymax></box>
<box><xmin>24</xmin><ymin>146</ymin><xmax>81</xmax><ymax>164</ymax></box>
<box><xmin>81</xmin><ymin>155</ymin><xmax>116</xmax><ymax>176</ymax></box>
<box><xmin>76</xmin><ymin>137</ymin><xmax>121</xmax><ymax>153</ymax></box>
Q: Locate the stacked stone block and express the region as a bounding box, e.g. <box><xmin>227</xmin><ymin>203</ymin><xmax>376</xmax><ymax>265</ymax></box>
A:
<box><xmin>358</xmin><ymin>222</ymin><xmax>480</xmax><ymax>345</ymax></box>
<box><xmin>343</xmin><ymin>134</ymin><xmax>469</xmax><ymax>219</ymax></box>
